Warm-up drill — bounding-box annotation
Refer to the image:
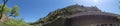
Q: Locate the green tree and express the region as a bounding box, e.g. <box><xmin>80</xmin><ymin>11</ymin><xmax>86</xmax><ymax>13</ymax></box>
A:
<box><xmin>0</xmin><ymin>4</ymin><xmax>19</xmax><ymax>18</ymax></box>
<box><xmin>0</xmin><ymin>0</ymin><xmax>30</xmax><ymax>26</ymax></box>
<box><xmin>0</xmin><ymin>0</ymin><xmax>19</xmax><ymax>18</ymax></box>
<box><xmin>0</xmin><ymin>5</ymin><xmax>29</xmax><ymax>26</ymax></box>
<box><xmin>10</xmin><ymin>5</ymin><xmax>19</xmax><ymax>17</ymax></box>
<box><xmin>0</xmin><ymin>0</ymin><xmax>8</xmax><ymax>19</ymax></box>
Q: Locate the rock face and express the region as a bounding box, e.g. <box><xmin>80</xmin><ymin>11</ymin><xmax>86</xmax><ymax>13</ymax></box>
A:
<box><xmin>32</xmin><ymin>4</ymin><xmax>120</xmax><ymax>26</ymax></box>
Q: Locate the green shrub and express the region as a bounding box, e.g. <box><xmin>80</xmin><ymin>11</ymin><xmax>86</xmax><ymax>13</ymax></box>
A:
<box><xmin>1</xmin><ymin>18</ymin><xmax>29</xmax><ymax>26</ymax></box>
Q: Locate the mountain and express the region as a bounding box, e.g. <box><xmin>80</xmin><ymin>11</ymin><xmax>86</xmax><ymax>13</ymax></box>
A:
<box><xmin>31</xmin><ymin>4</ymin><xmax>101</xmax><ymax>25</ymax></box>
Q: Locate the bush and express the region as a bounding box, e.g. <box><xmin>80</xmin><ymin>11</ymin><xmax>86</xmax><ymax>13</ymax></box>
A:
<box><xmin>1</xmin><ymin>18</ymin><xmax>29</xmax><ymax>26</ymax></box>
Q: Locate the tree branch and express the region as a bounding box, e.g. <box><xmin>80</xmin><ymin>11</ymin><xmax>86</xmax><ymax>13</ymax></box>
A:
<box><xmin>0</xmin><ymin>0</ymin><xmax>8</xmax><ymax>19</ymax></box>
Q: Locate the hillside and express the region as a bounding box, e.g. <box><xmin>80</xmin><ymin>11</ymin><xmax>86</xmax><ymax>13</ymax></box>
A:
<box><xmin>31</xmin><ymin>4</ymin><xmax>101</xmax><ymax>25</ymax></box>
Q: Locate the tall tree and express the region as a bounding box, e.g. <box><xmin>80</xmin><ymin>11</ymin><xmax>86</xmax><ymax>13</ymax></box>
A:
<box><xmin>0</xmin><ymin>0</ymin><xmax>19</xmax><ymax>20</ymax></box>
<box><xmin>0</xmin><ymin>0</ymin><xmax>8</xmax><ymax>19</ymax></box>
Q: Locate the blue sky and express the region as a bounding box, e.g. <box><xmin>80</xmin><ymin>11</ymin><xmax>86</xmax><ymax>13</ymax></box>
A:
<box><xmin>0</xmin><ymin>0</ymin><xmax>120</xmax><ymax>22</ymax></box>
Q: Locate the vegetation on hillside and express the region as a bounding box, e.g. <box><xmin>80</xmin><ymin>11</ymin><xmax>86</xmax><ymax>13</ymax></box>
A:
<box><xmin>1</xmin><ymin>18</ymin><xmax>29</xmax><ymax>26</ymax></box>
<box><xmin>32</xmin><ymin>5</ymin><xmax>90</xmax><ymax>25</ymax></box>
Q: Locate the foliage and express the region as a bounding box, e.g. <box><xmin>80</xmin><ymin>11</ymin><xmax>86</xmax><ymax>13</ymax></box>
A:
<box><xmin>0</xmin><ymin>4</ymin><xmax>10</xmax><ymax>14</ymax></box>
<box><xmin>0</xmin><ymin>4</ymin><xmax>19</xmax><ymax>18</ymax></box>
<box><xmin>0</xmin><ymin>0</ymin><xmax>28</xmax><ymax>26</ymax></box>
<box><xmin>0</xmin><ymin>3</ymin><xmax>25</xmax><ymax>26</ymax></box>
<box><xmin>0</xmin><ymin>18</ymin><xmax>29</xmax><ymax>26</ymax></box>
<box><xmin>10</xmin><ymin>5</ymin><xmax>19</xmax><ymax>17</ymax></box>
